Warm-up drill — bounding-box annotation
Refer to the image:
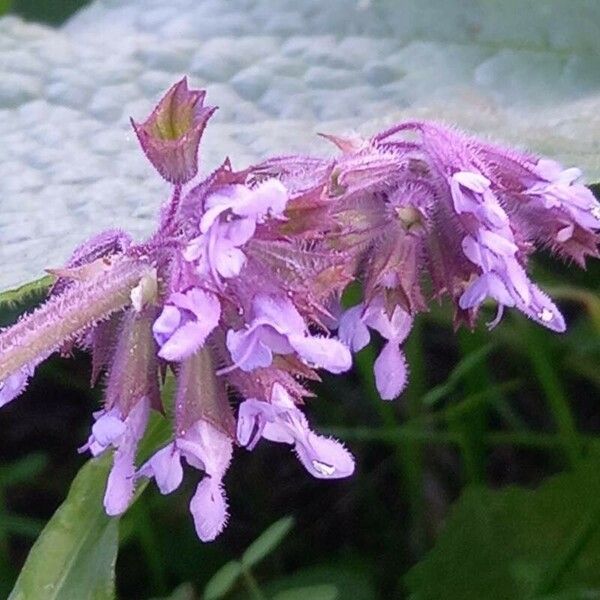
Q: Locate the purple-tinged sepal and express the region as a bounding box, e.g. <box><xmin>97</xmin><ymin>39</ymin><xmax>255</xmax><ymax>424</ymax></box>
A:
<box><xmin>105</xmin><ymin>309</ymin><xmax>162</xmax><ymax>414</ymax></box>
<box><xmin>139</xmin><ymin>347</ymin><xmax>234</xmax><ymax>541</ymax></box>
<box><xmin>82</xmin><ymin>308</ymin><xmax>160</xmax><ymax>514</ymax></box>
<box><xmin>132</xmin><ymin>78</ymin><xmax>216</xmax><ymax>184</ymax></box>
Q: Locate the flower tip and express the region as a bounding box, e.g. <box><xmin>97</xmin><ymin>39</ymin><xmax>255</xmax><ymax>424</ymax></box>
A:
<box><xmin>0</xmin><ymin>368</ymin><xmax>32</xmax><ymax>408</ymax></box>
<box><xmin>132</xmin><ymin>80</ymin><xmax>216</xmax><ymax>184</ymax></box>
<box><xmin>296</xmin><ymin>433</ymin><xmax>356</xmax><ymax>479</ymax></box>
<box><xmin>190</xmin><ymin>478</ymin><xmax>229</xmax><ymax>542</ymax></box>
<box><xmin>374</xmin><ymin>341</ymin><xmax>408</xmax><ymax>400</ymax></box>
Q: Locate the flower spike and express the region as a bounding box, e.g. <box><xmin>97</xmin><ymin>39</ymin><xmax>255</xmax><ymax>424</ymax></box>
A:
<box><xmin>1</xmin><ymin>82</ymin><xmax>598</xmax><ymax>542</ymax></box>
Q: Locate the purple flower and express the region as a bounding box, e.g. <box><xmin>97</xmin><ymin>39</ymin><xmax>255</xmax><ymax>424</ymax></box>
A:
<box><xmin>338</xmin><ymin>296</ymin><xmax>412</xmax><ymax>399</ymax></box>
<box><xmin>132</xmin><ymin>78</ymin><xmax>216</xmax><ymax>184</ymax></box>
<box><xmin>0</xmin><ymin>363</ymin><xmax>36</xmax><ymax>408</ymax></box>
<box><xmin>450</xmin><ymin>170</ymin><xmax>565</xmax><ymax>331</ymax></box>
<box><xmin>184</xmin><ymin>179</ymin><xmax>288</xmax><ymax>282</ymax></box>
<box><xmin>527</xmin><ymin>159</ymin><xmax>600</xmax><ymax>231</ymax></box>
<box><xmin>139</xmin><ymin>419</ymin><xmax>233</xmax><ymax>541</ymax></box>
<box><xmin>224</xmin><ymin>294</ymin><xmax>352</xmax><ymax>374</ymax></box>
<box><xmin>237</xmin><ymin>384</ymin><xmax>355</xmax><ymax>479</ymax></box>
<box><xmin>1</xmin><ymin>83</ymin><xmax>599</xmax><ymax>545</ymax></box>
<box><xmin>153</xmin><ymin>288</ymin><xmax>221</xmax><ymax>362</ymax></box>
<box><xmin>82</xmin><ymin>397</ymin><xmax>150</xmax><ymax>516</ymax></box>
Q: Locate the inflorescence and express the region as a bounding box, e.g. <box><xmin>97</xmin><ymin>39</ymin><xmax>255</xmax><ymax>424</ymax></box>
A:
<box><xmin>1</xmin><ymin>79</ymin><xmax>599</xmax><ymax>541</ymax></box>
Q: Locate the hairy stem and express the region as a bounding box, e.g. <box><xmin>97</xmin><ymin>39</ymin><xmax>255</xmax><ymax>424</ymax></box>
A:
<box><xmin>0</xmin><ymin>259</ymin><xmax>149</xmax><ymax>381</ymax></box>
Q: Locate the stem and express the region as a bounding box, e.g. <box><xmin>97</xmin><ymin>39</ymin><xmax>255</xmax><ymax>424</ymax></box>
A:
<box><xmin>519</xmin><ymin>322</ymin><xmax>582</xmax><ymax>468</ymax></box>
<box><xmin>161</xmin><ymin>184</ymin><xmax>182</xmax><ymax>232</ymax></box>
<box><xmin>0</xmin><ymin>259</ymin><xmax>148</xmax><ymax>380</ymax></box>
<box><xmin>399</xmin><ymin>320</ymin><xmax>427</xmax><ymax>553</ymax></box>
<box><xmin>373</xmin><ymin>121</ymin><xmax>424</xmax><ymax>142</ymax></box>
<box><xmin>242</xmin><ymin>567</ymin><xmax>267</xmax><ymax>600</ymax></box>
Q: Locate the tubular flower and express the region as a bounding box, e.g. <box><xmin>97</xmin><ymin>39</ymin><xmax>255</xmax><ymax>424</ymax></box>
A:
<box><xmin>0</xmin><ymin>82</ymin><xmax>598</xmax><ymax>541</ymax></box>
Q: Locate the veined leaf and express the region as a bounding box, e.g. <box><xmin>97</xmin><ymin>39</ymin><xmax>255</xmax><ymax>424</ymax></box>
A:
<box><xmin>8</xmin><ymin>398</ymin><xmax>172</xmax><ymax>600</ymax></box>
<box><xmin>405</xmin><ymin>456</ymin><xmax>600</xmax><ymax>599</ymax></box>
<box><xmin>0</xmin><ymin>276</ymin><xmax>52</xmax><ymax>311</ymax></box>
<box><xmin>4</xmin><ymin>0</ymin><xmax>600</xmax><ymax>291</ymax></box>
<box><xmin>8</xmin><ymin>454</ymin><xmax>118</xmax><ymax>600</ymax></box>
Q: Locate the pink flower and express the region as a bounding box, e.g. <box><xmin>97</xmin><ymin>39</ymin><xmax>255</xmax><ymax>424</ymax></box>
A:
<box><xmin>1</xmin><ymin>83</ymin><xmax>599</xmax><ymax>545</ymax></box>
<box><xmin>527</xmin><ymin>159</ymin><xmax>600</xmax><ymax>231</ymax></box>
<box><xmin>237</xmin><ymin>384</ymin><xmax>355</xmax><ymax>479</ymax></box>
<box><xmin>338</xmin><ymin>296</ymin><xmax>412</xmax><ymax>399</ymax></box>
<box><xmin>82</xmin><ymin>398</ymin><xmax>150</xmax><ymax>516</ymax></box>
<box><xmin>184</xmin><ymin>179</ymin><xmax>288</xmax><ymax>282</ymax></box>
<box><xmin>450</xmin><ymin>171</ymin><xmax>565</xmax><ymax>331</ymax></box>
<box><xmin>139</xmin><ymin>420</ymin><xmax>233</xmax><ymax>542</ymax></box>
<box><xmin>153</xmin><ymin>288</ymin><xmax>221</xmax><ymax>361</ymax></box>
<box><xmin>225</xmin><ymin>295</ymin><xmax>352</xmax><ymax>374</ymax></box>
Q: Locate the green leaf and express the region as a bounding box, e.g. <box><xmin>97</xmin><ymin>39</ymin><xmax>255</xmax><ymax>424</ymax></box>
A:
<box><xmin>241</xmin><ymin>516</ymin><xmax>295</xmax><ymax>568</ymax></box>
<box><xmin>7</xmin><ymin>376</ymin><xmax>174</xmax><ymax>600</ymax></box>
<box><xmin>257</xmin><ymin>564</ymin><xmax>376</xmax><ymax>600</ymax></box>
<box><xmin>272</xmin><ymin>584</ymin><xmax>339</xmax><ymax>600</ymax></box>
<box><xmin>0</xmin><ymin>0</ymin><xmax>11</xmax><ymax>16</ymax></box>
<box><xmin>421</xmin><ymin>343</ymin><xmax>496</xmax><ymax>406</ymax></box>
<box><xmin>405</xmin><ymin>456</ymin><xmax>600</xmax><ymax>600</ymax></box>
<box><xmin>150</xmin><ymin>583</ymin><xmax>196</xmax><ymax>600</ymax></box>
<box><xmin>8</xmin><ymin>454</ymin><xmax>118</xmax><ymax>600</ymax></box>
<box><xmin>204</xmin><ymin>561</ymin><xmax>242</xmax><ymax>600</ymax></box>
<box><xmin>0</xmin><ymin>276</ymin><xmax>52</xmax><ymax>311</ymax></box>
<box><xmin>0</xmin><ymin>453</ymin><xmax>47</xmax><ymax>487</ymax></box>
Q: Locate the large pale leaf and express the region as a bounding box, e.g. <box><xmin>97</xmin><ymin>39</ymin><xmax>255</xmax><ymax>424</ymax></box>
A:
<box><xmin>405</xmin><ymin>456</ymin><xmax>600</xmax><ymax>599</ymax></box>
<box><xmin>1</xmin><ymin>0</ymin><xmax>600</xmax><ymax>290</ymax></box>
<box><xmin>8</xmin><ymin>455</ymin><xmax>118</xmax><ymax>600</ymax></box>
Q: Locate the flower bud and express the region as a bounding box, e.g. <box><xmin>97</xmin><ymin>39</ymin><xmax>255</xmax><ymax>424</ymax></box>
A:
<box><xmin>132</xmin><ymin>78</ymin><xmax>216</xmax><ymax>184</ymax></box>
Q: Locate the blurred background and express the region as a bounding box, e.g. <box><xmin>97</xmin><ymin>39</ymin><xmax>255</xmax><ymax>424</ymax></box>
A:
<box><xmin>1</xmin><ymin>1</ymin><xmax>600</xmax><ymax>599</ymax></box>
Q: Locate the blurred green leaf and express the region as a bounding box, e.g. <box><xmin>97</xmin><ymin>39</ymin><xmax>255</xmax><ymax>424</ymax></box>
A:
<box><xmin>8</xmin><ymin>454</ymin><xmax>118</xmax><ymax>600</ymax></box>
<box><xmin>0</xmin><ymin>0</ymin><xmax>12</xmax><ymax>15</ymax></box>
<box><xmin>241</xmin><ymin>516</ymin><xmax>295</xmax><ymax>569</ymax></box>
<box><xmin>150</xmin><ymin>583</ymin><xmax>196</xmax><ymax>600</ymax></box>
<box><xmin>0</xmin><ymin>276</ymin><xmax>52</xmax><ymax>312</ymax></box>
<box><xmin>272</xmin><ymin>584</ymin><xmax>338</xmax><ymax>600</ymax></box>
<box><xmin>0</xmin><ymin>453</ymin><xmax>47</xmax><ymax>487</ymax></box>
<box><xmin>204</xmin><ymin>561</ymin><xmax>242</xmax><ymax>600</ymax></box>
<box><xmin>258</xmin><ymin>565</ymin><xmax>376</xmax><ymax>600</ymax></box>
<box><xmin>421</xmin><ymin>343</ymin><xmax>496</xmax><ymax>406</ymax></box>
<box><xmin>10</xmin><ymin>0</ymin><xmax>92</xmax><ymax>25</ymax></box>
<box><xmin>1</xmin><ymin>514</ymin><xmax>45</xmax><ymax>538</ymax></box>
<box><xmin>405</xmin><ymin>455</ymin><xmax>600</xmax><ymax>600</ymax></box>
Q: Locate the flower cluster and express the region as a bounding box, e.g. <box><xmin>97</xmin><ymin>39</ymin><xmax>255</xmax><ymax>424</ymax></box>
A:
<box><xmin>1</xmin><ymin>79</ymin><xmax>598</xmax><ymax>541</ymax></box>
